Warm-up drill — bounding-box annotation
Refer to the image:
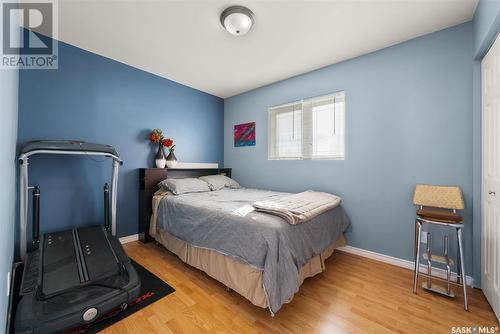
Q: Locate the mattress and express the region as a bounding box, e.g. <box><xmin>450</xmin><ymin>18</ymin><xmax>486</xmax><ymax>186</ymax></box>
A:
<box><xmin>151</xmin><ymin>188</ymin><xmax>350</xmax><ymax>314</ymax></box>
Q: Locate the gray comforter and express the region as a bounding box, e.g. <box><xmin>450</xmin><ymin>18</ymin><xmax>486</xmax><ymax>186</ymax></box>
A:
<box><xmin>156</xmin><ymin>188</ymin><xmax>350</xmax><ymax>314</ymax></box>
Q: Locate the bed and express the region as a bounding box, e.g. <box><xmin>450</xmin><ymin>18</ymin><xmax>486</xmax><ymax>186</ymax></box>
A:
<box><xmin>147</xmin><ymin>169</ymin><xmax>350</xmax><ymax>315</ymax></box>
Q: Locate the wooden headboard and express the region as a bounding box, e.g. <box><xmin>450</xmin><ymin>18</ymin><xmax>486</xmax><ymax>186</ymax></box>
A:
<box><xmin>138</xmin><ymin>168</ymin><xmax>232</xmax><ymax>242</ymax></box>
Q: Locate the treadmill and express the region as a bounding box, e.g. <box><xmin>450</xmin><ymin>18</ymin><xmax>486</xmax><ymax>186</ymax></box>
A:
<box><xmin>14</xmin><ymin>141</ymin><xmax>141</xmax><ymax>334</ymax></box>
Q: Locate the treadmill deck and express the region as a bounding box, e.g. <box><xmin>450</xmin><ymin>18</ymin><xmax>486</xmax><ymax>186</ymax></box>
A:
<box><xmin>22</xmin><ymin>226</ymin><xmax>121</xmax><ymax>299</ymax></box>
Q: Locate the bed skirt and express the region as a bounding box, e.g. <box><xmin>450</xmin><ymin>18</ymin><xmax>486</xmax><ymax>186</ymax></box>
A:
<box><xmin>154</xmin><ymin>228</ymin><xmax>346</xmax><ymax>309</ymax></box>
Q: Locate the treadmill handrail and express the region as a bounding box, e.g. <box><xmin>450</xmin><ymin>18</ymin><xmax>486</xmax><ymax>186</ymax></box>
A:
<box><xmin>20</xmin><ymin>140</ymin><xmax>119</xmax><ymax>157</ymax></box>
<box><xmin>18</xmin><ymin>142</ymin><xmax>122</xmax><ymax>261</ymax></box>
<box><xmin>19</xmin><ymin>149</ymin><xmax>123</xmax><ymax>164</ymax></box>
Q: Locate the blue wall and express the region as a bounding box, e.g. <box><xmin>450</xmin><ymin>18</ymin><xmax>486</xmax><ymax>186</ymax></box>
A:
<box><xmin>0</xmin><ymin>67</ymin><xmax>19</xmax><ymax>331</ymax></box>
<box><xmin>224</xmin><ymin>23</ymin><xmax>475</xmax><ymax>274</ymax></box>
<box><xmin>18</xmin><ymin>39</ymin><xmax>224</xmax><ymax>238</ymax></box>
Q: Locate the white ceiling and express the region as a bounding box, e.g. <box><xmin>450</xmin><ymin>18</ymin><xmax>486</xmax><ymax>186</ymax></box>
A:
<box><xmin>54</xmin><ymin>0</ymin><xmax>478</xmax><ymax>98</ymax></box>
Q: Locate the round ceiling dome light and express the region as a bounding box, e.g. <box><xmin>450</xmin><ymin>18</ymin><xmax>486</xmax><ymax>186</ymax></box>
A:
<box><xmin>220</xmin><ymin>6</ymin><xmax>255</xmax><ymax>36</ymax></box>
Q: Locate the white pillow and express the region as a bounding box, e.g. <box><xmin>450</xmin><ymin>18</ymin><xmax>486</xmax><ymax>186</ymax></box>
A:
<box><xmin>158</xmin><ymin>178</ymin><xmax>211</xmax><ymax>195</ymax></box>
<box><xmin>199</xmin><ymin>175</ymin><xmax>240</xmax><ymax>191</ymax></box>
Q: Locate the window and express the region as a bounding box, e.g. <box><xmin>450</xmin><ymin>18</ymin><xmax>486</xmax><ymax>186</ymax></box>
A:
<box><xmin>268</xmin><ymin>91</ymin><xmax>345</xmax><ymax>160</ymax></box>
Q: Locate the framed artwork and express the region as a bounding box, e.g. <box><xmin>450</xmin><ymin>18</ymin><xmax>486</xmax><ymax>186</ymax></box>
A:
<box><xmin>234</xmin><ymin>122</ymin><xmax>256</xmax><ymax>147</ymax></box>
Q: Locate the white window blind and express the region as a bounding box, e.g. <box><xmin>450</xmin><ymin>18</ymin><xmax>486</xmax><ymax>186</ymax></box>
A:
<box><xmin>268</xmin><ymin>91</ymin><xmax>345</xmax><ymax>160</ymax></box>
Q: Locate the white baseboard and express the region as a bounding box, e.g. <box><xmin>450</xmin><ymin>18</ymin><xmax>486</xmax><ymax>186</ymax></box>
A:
<box><xmin>119</xmin><ymin>234</ymin><xmax>139</xmax><ymax>244</ymax></box>
<box><xmin>337</xmin><ymin>245</ymin><xmax>475</xmax><ymax>287</ymax></box>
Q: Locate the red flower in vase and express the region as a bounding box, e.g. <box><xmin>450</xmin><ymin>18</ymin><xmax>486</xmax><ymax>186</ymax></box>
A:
<box><xmin>149</xmin><ymin>133</ymin><xmax>161</xmax><ymax>143</ymax></box>
<box><xmin>162</xmin><ymin>138</ymin><xmax>174</xmax><ymax>148</ymax></box>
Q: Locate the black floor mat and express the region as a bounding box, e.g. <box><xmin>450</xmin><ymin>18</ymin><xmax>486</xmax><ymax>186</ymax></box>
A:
<box><xmin>66</xmin><ymin>260</ymin><xmax>175</xmax><ymax>333</ymax></box>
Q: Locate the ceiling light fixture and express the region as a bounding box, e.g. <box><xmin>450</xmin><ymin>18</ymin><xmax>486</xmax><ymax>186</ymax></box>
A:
<box><xmin>220</xmin><ymin>5</ymin><xmax>255</xmax><ymax>36</ymax></box>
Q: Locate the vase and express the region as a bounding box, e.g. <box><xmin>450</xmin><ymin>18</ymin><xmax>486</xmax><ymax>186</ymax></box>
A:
<box><xmin>155</xmin><ymin>142</ymin><xmax>166</xmax><ymax>168</ymax></box>
<box><xmin>166</xmin><ymin>149</ymin><xmax>178</xmax><ymax>168</ymax></box>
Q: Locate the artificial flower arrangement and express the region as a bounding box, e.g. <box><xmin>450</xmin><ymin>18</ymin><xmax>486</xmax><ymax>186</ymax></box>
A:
<box><xmin>149</xmin><ymin>129</ymin><xmax>176</xmax><ymax>168</ymax></box>
<box><xmin>149</xmin><ymin>129</ymin><xmax>174</xmax><ymax>148</ymax></box>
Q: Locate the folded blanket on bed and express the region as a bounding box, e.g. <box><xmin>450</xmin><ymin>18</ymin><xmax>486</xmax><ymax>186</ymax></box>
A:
<box><xmin>253</xmin><ymin>190</ymin><xmax>342</xmax><ymax>225</ymax></box>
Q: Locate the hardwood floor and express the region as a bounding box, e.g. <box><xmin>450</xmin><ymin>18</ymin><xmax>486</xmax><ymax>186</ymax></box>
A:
<box><xmin>103</xmin><ymin>241</ymin><xmax>499</xmax><ymax>334</ymax></box>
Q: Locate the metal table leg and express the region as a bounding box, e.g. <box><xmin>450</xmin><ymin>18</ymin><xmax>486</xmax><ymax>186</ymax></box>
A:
<box><xmin>413</xmin><ymin>221</ymin><xmax>422</xmax><ymax>294</ymax></box>
<box><xmin>457</xmin><ymin>227</ymin><xmax>468</xmax><ymax>311</ymax></box>
<box><xmin>456</xmin><ymin>233</ymin><xmax>462</xmax><ymax>284</ymax></box>
<box><xmin>414</xmin><ymin>219</ymin><xmax>419</xmax><ymax>258</ymax></box>
<box><xmin>426</xmin><ymin>233</ymin><xmax>432</xmax><ymax>289</ymax></box>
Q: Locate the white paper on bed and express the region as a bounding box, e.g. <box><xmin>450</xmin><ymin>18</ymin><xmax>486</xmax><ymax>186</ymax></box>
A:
<box><xmin>253</xmin><ymin>190</ymin><xmax>341</xmax><ymax>225</ymax></box>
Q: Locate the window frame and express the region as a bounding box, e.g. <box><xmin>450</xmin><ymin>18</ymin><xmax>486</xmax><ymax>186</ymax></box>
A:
<box><xmin>268</xmin><ymin>91</ymin><xmax>346</xmax><ymax>161</ymax></box>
